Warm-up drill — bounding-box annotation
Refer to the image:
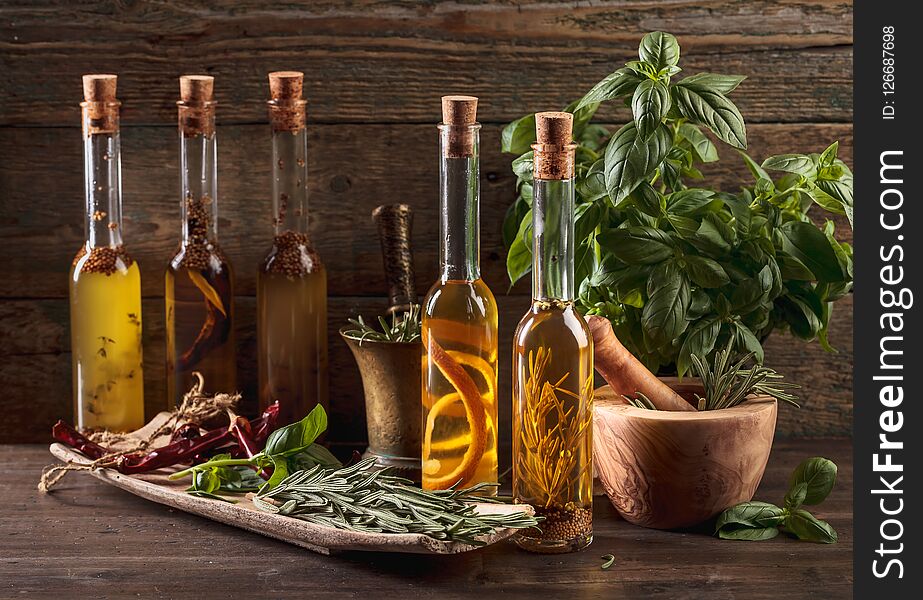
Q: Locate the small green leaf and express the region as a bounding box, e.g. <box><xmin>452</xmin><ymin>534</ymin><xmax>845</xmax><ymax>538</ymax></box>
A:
<box><xmin>738</xmin><ymin>150</ymin><xmax>771</xmax><ymax>181</ymax></box>
<box><xmin>672</xmin><ymin>83</ymin><xmax>747</xmax><ymax>149</ymax></box>
<box><xmin>785</xmin><ymin>482</ymin><xmax>808</xmax><ymax>510</ymax></box>
<box><xmin>501</xmin><ymin>113</ymin><xmax>536</xmax><ymax>154</ymax></box>
<box><xmin>264</xmin><ymin>404</ymin><xmax>328</xmax><ymax>458</ymax></box>
<box><xmin>631</xmin><ymin>79</ymin><xmax>671</xmax><ymax>139</ymax></box>
<box><xmin>642</xmin><ymin>260</ymin><xmax>691</xmax><ymax>346</ymax></box>
<box><xmin>761</xmin><ymin>154</ymin><xmax>816</xmax><ymax>177</ymax></box>
<box><xmin>684</xmin><ymin>255</ymin><xmax>729</xmax><ymax>288</ymax></box>
<box><xmin>716</xmin><ymin>501</ymin><xmax>786</xmax><ymax>533</ymax></box>
<box><xmin>596</xmin><ymin>227</ymin><xmax>674</xmax><ymax>265</ymax></box>
<box><xmin>678</xmin><ymin>123</ymin><xmax>719</xmax><ymax>163</ymax></box>
<box><xmin>735</xmin><ymin>322</ymin><xmax>764</xmax><ymax>363</ymax></box>
<box><xmin>575</xmin><ymin>67</ymin><xmax>644</xmax><ymax>111</ymax></box>
<box><xmin>511</xmin><ymin>150</ymin><xmax>534</xmax><ymax>181</ymax></box>
<box><xmin>604</xmin><ymin>122</ymin><xmax>673</xmax><ymax>204</ymax></box>
<box><xmin>667</xmin><ymin>189</ymin><xmax>715</xmax><ymax>215</ymax></box>
<box><xmin>638</xmin><ymin>32</ymin><xmax>680</xmax><ymax>70</ymax></box>
<box><xmin>677</xmin><ymin>317</ymin><xmax>720</xmax><ymax>376</ymax></box>
<box><xmin>819</xmin><ymin>141</ymin><xmax>839</xmax><ymax>166</ymax></box>
<box><xmin>506</xmin><ymin>235</ymin><xmax>531</xmax><ymax>286</ymax></box>
<box><xmin>785</xmin><ymin>509</ymin><xmax>837</xmax><ymax>544</ymax></box>
<box><xmin>719</xmin><ymin>526</ymin><xmax>780</xmax><ymax>541</ymax></box>
<box><xmin>677</xmin><ymin>73</ymin><xmax>747</xmax><ymax>94</ymax></box>
<box><xmin>778</xmin><ymin>221</ymin><xmax>848</xmax><ymax>282</ymax></box>
<box><xmin>789</xmin><ymin>457</ymin><xmax>837</xmax><ymax>505</ymax></box>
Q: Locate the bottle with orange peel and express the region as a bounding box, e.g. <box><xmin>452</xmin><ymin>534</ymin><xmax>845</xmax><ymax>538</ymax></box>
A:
<box><xmin>420</xmin><ymin>96</ymin><xmax>499</xmax><ymax>492</ymax></box>
<box><xmin>512</xmin><ymin>112</ymin><xmax>594</xmax><ymax>553</ymax></box>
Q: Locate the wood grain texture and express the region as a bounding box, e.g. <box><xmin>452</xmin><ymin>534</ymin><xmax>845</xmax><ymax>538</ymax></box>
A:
<box><xmin>593</xmin><ymin>382</ymin><xmax>777</xmax><ymax>529</ymax></box>
<box><xmin>1</xmin><ymin>439</ymin><xmax>853</xmax><ymax>599</ymax></box>
<box><xmin>0</xmin><ymin>123</ymin><xmax>853</xmax><ymax>299</ymax></box>
<box><xmin>0</xmin><ymin>293</ymin><xmax>853</xmax><ymax>444</ymax></box>
<box><xmin>0</xmin><ymin>1</ymin><xmax>852</xmax><ymax>126</ymax></box>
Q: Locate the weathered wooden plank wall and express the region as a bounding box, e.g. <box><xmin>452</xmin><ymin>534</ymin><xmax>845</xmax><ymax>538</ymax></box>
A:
<box><xmin>0</xmin><ymin>0</ymin><xmax>853</xmax><ymax>443</ymax></box>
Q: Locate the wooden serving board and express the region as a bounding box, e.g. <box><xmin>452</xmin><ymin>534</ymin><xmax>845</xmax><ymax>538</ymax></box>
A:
<box><xmin>49</xmin><ymin>443</ymin><xmax>533</xmax><ymax>555</ymax></box>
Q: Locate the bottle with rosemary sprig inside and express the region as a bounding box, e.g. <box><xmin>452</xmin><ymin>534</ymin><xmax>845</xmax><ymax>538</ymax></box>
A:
<box><xmin>257</xmin><ymin>71</ymin><xmax>328</xmax><ymax>426</ymax></box>
<box><xmin>69</xmin><ymin>74</ymin><xmax>144</xmax><ymax>431</ymax></box>
<box><xmin>165</xmin><ymin>75</ymin><xmax>236</xmax><ymax>405</ymax></box>
<box><xmin>512</xmin><ymin>112</ymin><xmax>593</xmax><ymax>553</ymax></box>
<box><xmin>421</xmin><ymin>96</ymin><xmax>498</xmax><ymax>493</ymax></box>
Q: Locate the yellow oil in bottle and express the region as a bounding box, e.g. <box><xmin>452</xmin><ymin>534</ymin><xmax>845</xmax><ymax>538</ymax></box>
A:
<box><xmin>421</xmin><ymin>278</ymin><xmax>498</xmax><ymax>491</ymax></box>
<box><xmin>258</xmin><ymin>246</ymin><xmax>328</xmax><ymax>425</ymax></box>
<box><xmin>69</xmin><ymin>247</ymin><xmax>145</xmax><ymax>431</ymax></box>
<box><xmin>512</xmin><ymin>299</ymin><xmax>593</xmax><ymax>553</ymax></box>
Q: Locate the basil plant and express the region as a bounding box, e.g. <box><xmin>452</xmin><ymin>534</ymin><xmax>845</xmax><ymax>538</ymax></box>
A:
<box><xmin>501</xmin><ymin>32</ymin><xmax>853</xmax><ymax>376</ymax></box>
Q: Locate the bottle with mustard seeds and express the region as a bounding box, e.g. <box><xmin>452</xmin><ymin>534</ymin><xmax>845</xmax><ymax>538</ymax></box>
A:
<box><xmin>257</xmin><ymin>71</ymin><xmax>328</xmax><ymax>426</ymax></box>
<box><xmin>69</xmin><ymin>74</ymin><xmax>145</xmax><ymax>431</ymax></box>
<box><xmin>165</xmin><ymin>75</ymin><xmax>237</xmax><ymax>406</ymax></box>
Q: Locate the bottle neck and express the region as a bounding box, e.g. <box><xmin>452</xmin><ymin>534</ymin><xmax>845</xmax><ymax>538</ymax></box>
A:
<box><xmin>178</xmin><ymin>104</ymin><xmax>218</xmax><ymax>245</ymax></box>
<box><xmin>82</xmin><ymin>103</ymin><xmax>124</xmax><ymax>249</ymax></box>
<box><xmin>532</xmin><ymin>177</ymin><xmax>575</xmax><ymax>302</ymax></box>
<box><xmin>438</xmin><ymin>124</ymin><xmax>480</xmax><ymax>282</ymax></box>
<box><xmin>270</xmin><ymin>121</ymin><xmax>309</xmax><ymax>236</ymax></box>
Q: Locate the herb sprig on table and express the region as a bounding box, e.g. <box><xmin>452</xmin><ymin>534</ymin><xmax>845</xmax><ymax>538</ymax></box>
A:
<box><xmin>716</xmin><ymin>457</ymin><xmax>838</xmax><ymax>543</ymax></box>
<box><xmin>501</xmin><ymin>31</ymin><xmax>854</xmax><ymax>376</ymax></box>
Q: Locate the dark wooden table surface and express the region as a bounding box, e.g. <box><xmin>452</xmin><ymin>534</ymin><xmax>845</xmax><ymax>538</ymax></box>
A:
<box><xmin>1</xmin><ymin>439</ymin><xmax>852</xmax><ymax>599</ymax></box>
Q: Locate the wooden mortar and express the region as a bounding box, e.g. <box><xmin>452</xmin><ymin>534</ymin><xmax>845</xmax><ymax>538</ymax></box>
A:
<box><xmin>593</xmin><ymin>378</ymin><xmax>777</xmax><ymax>530</ymax></box>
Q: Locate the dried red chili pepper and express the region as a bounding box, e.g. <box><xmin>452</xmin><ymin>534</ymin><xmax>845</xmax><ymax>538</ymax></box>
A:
<box><xmin>51</xmin><ymin>421</ymin><xmax>110</xmax><ymax>460</ymax></box>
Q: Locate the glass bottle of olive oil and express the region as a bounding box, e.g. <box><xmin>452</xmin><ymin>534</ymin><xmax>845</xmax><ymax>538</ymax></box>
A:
<box><xmin>257</xmin><ymin>71</ymin><xmax>328</xmax><ymax>426</ymax></box>
<box><xmin>421</xmin><ymin>96</ymin><xmax>499</xmax><ymax>491</ymax></box>
<box><xmin>165</xmin><ymin>76</ymin><xmax>237</xmax><ymax>405</ymax></box>
<box><xmin>69</xmin><ymin>74</ymin><xmax>144</xmax><ymax>431</ymax></box>
<box><xmin>512</xmin><ymin>112</ymin><xmax>593</xmax><ymax>553</ymax></box>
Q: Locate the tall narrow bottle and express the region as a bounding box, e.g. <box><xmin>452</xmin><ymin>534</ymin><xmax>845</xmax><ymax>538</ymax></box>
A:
<box><xmin>165</xmin><ymin>75</ymin><xmax>236</xmax><ymax>404</ymax></box>
<box><xmin>512</xmin><ymin>112</ymin><xmax>593</xmax><ymax>553</ymax></box>
<box><xmin>69</xmin><ymin>74</ymin><xmax>145</xmax><ymax>431</ymax></box>
<box><xmin>421</xmin><ymin>96</ymin><xmax>499</xmax><ymax>491</ymax></box>
<box><xmin>257</xmin><ymin>71</ymin><xmax>328</xmax><ymax>425</ymax></box>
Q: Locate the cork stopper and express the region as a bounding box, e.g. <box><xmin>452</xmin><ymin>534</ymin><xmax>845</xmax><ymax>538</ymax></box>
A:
<box><xmin>533</xmin><ymin>111</ymin><xmax>576</xmax><ymax>180</ymax></box>
<box><xmin>82</xmin><ymin>74</ymin><xmax>117</xmax><ymax>103</ymax></box>
<box><xmin>180</xmin><ymin>75</ymin><xmax>214</xmax><ymax>104</ymax></box>
<box><xmin>178</xmin><ymin>75</ymin><xmax>216</xmax><ymax>137</ymax></box>
<box><xmin>440</xmin><ymin>95</ymin><xmax>479</xmax><ymax>158</ymax></box>
<box><xmin>268</xmin><ymin>71</ymin><xmax>306</xmax><ymax>132</ymax></box>
<box><xmin>80</xmin><ymin>74</ymin><xmax>119</xmax><ymax>137</ymax></box>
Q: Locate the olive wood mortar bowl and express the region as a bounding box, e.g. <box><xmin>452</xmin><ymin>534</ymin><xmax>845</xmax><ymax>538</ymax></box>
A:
<box><xmin>593</xmin><ymin>378</ymin><xmax>777</xmax><ymax>530</ymax></box>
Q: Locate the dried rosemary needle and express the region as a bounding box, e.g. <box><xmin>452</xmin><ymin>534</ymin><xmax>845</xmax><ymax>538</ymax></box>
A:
<box><xmin>253</xmin><ymin>458</ymin><xmax>542</xmax><ymax>546</ymax></box>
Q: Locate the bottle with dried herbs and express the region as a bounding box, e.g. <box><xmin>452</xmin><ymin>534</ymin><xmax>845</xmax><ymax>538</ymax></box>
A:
<box><xmin>69</xmin><ymin>74</ymin><xmax>144</xmax><ymax>431</ymax></box>
<box><xmin>257</xmin><ymin>72</ymin><xmax>328</xmax><ymax>426</ymax></box>
<box><xmin>512</xmin><ymin>112</ymin><xmax>593</xmax><ymax>553</ymax></box>
<box><xmin>421</xmin><ymin>96</ymin><xmax>498</xmax><ymax>492</ymax></box>
<box><xmin>165</xmin><ymin>76</ymin><xmax>236</xmax><ymax>405</ymax></box>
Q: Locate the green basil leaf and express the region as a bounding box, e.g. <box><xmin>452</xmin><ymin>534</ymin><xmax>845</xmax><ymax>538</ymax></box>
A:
<box><xmin>678</xmin><ymin>123</ymin><xmax>719</xmax><ymax>163</ymax></box>
<box><xmin>716</xmin><ymin>501</ymin><xmax>787</xmax><ymax>532</ymax></box>
<box><xmin>563</xmin><ymin>99</ymin><xmax>600</xmax><ymax>138</ymax></box>
<box><xmin>577</xmin><ymin>159</ymin><xmax>609</xmax><ymax>202</ymax></box>
<box><xmin>642</xmin><ymin>260</ymin><xmax>690</xmax><ymax>346</ymax></box>
<box><xmin>575</xmin><ymin>67</ymin><xmax>644</xmax><ymax>111</ymax></box>
<box><xmin>667</xmin><ymin>189</ymin><xmax>716</xmax><ymax>216</ymax></box>
<box><xmin>785</xmin><ymin>509</ymin><xmax>837</xmax><ymax>544</ymax></box>
<box><xmin>604</xmin><ymin>122</ymin><xmax>673</xmax><ymax>204</ymax></box>
<box><xmin>596</xmin><ymin>226</ymin><xmax>674</xmax><ymax>265</ymax></box>
<box><xmin>631</xmin><ymin>79</ymin><xmax>671</xmax><ymax>139</ymax></box>
<box><xmin>666</xmin><ymin>213</ymin><xmax>700</xmax><ymax>239</ymax></box>
<box><xmin>501</xmin><ymin>113</ymin><xmax>536</xmax><ymax>154</ymax></box>
<box><xmin>506</xmin><ymin>234</ymin><xmax>532</xmax><ymax>286</ymax></box>
<box><xmin>628</xmin><ymin>181</ymin><xmax>664</xmax><ymax>218</ymax></box>
<box><xmin>731</xmin><ymin>265</ymin><xmax>773</xmax><ymax>313</ymax></box>
<box><xmin>677</xmin><ymin>73</ymin><xmax>747</xmax><ymax>94</ymax></box>
<box><xmin>265</xmin><ymin>455</ymin><xmax>291</xmax><ymax>490</ymax></box>
<box><xmin>778</xmin><ymin>295</ymin><xmax>822</xmax><ymax>340</ymax></box>
<box><xmin>575</xmin><ymin>201</ymin><xmax>604</xmax><ymax>242</ymax></box>
<box><xmin>735</xmin><ymin>322</ymin><xmax>764</xmax><ymax>363</ymax></box>
<box><xmin>785</xmin><ymin>482</ymin><xmax>808</xmax><ymax>510</ymax></box>
<box><xmin>778</xmin><ymin>221</ymin><xmax>847</xmax><ymax>282</ymax></box>
<box><xmin>264</xmin><ymin>404</ymin><xmax>328</xmax><ymax>458</ymax></box>
<box><xmin>672</xmin><ymin>84</ymin><xmax>747</xmax><ymax>149</ymax></box>
<box><xmin>690</xmin><ymin>213</ymin><xmax>734</xmax><ymax>254</ymax></box>
<box><xmin>777</xmin><ymin>250</ymin><xmax>815</xmax><ymax>280</ymax></box>
<box><xmin>638</xmin><ymin>31</ymin><xmax>680</xmax><ymax>70</ymax></box>
<box><xmin>289</xmin><ymin>443</ymin><xmax>343</xmax><ymax>471</ymax></box>
<box><xmin>511</xmin><ymin>150</ymin><xmax>534</xmax><ymax>181</ymax></box>
<box><xmin>685</xmin><ymin>255</ymin><xmax>729</xmax><ymax>288</ymax></box>
<box><xmin>502</xmin><ymin>197</ymin><xmax>528</xmax><ymax>248</ymax></box>
<box><xmin>790</xmin><ymin>457</ymin><xmax>838</xmax><ymax>505</ymax></box>
<box><xmin>718</xmin><ymin>526</ymin><xmax>780</xmax><ymax>541</ymax></box>
<box><xmin>677</xmin><ymin>317</ymin><xmax>720</xmax><ymax>376</ymax></box>
<box><xmin>761</xmin><ymin>153</ymin><xmax>816</xmax><ymax>177</ymax></box>
<box><xmin>819</xmin><ymin>141</ymin><xmax>839</xmax><ymax>166</ymax></box>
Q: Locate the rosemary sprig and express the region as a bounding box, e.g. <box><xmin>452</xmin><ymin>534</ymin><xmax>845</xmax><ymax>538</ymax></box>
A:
<box><xmin>690</xmin><ymin>342</ymin><xmax>800</xmax><ymax>410</ymax></box>
<box><xmin>342</xmin><ymin>304</ymin><xmax>422</xmax><ymax>344</ymax></box>
<box><xmin>253</xmin><ymin>458</ymin><xmax>542</xmax><ymax>546</ymax></box>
